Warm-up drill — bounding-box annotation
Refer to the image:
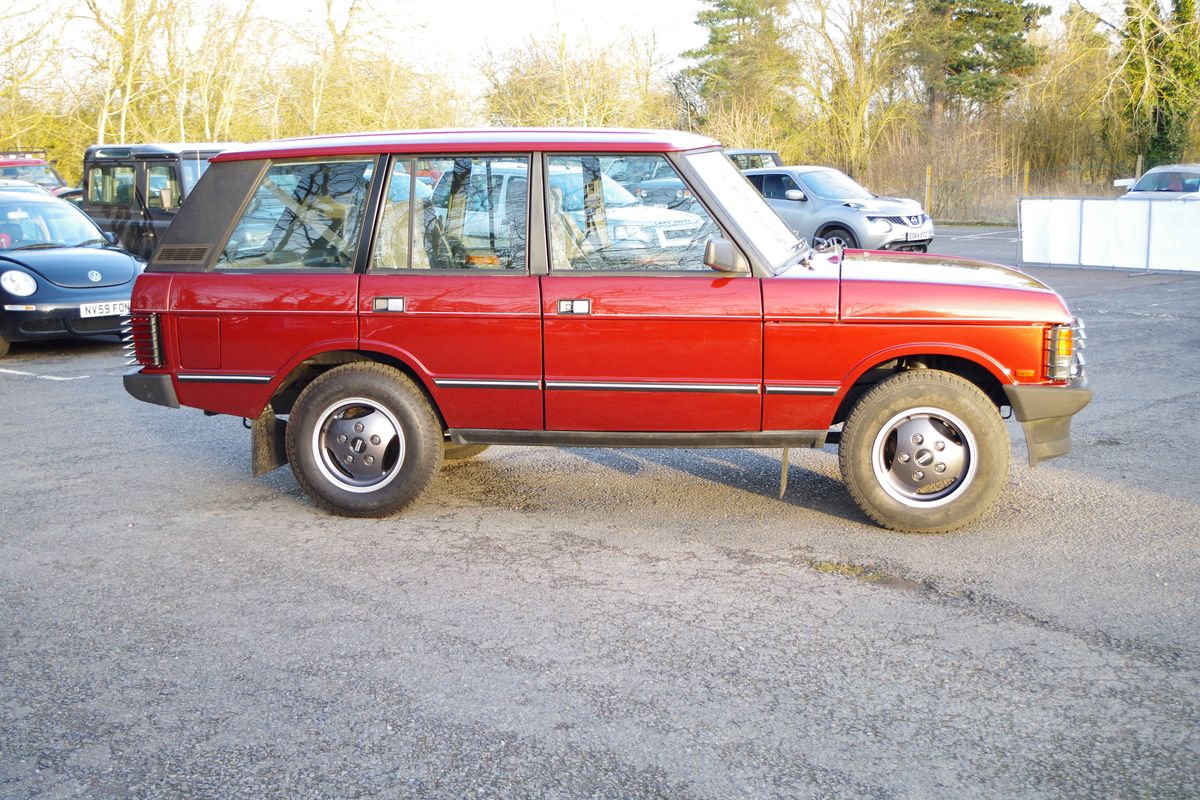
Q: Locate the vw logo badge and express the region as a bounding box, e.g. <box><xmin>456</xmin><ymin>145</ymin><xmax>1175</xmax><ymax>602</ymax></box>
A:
<box><xmin>88</xmin><ymin>270</ymin><xmax>102</xmax><ymax>282</ymax></box>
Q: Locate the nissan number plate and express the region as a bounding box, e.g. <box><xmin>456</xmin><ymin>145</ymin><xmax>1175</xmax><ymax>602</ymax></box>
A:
<box><xmin>80</xmin><ymin>301</ymin><xmax>129</xmax><ymax>318</ymax></box>
<box><xmin>906</xmin><ymin>230</ymin><xmax>929</xmax><ymax>241</ymax></box>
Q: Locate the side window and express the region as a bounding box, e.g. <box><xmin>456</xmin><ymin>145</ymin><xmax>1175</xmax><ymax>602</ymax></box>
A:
<box><xmin>761</xmin><ymin>173</ymin><xmax>798</xmax><ymax>200</ymax></box>
<box><xmin>380</xmin><ymin>156</ymin><xmax>527</xmax><ymax>271</ymax></box>
<box><xmin>746</xmin><ymin>174</ymin><xmax>765</xmax><ymax>192</ymax></box>
<box><xmin>546</xmin><ymin>154</ymin><xmax>718</xmax><ymax>272</ymax></box>
<box><xmin>146</xmin><ymin>165</ymin><xmax>181</xmax><ymax>210</ymax></box>
<box><xmin>87</xmin><ymin>165</ymin><xmax>135</xmax><ymax>206</ymax></box>
<box><xmin>217</xmin><ymin>158</ymin><xmax>372</xmax><ymax>271</ymax></box>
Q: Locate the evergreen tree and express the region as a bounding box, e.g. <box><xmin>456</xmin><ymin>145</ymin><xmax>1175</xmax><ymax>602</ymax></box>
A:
<box><xmin>681</xmin><ymin>0</ymin><xmax>795</xmax><ymax>116</ymax></box>
<box><xmin>908</xmin><ymin>0</ymin><xmax>1049</xmax><ymax>119</ymax></box>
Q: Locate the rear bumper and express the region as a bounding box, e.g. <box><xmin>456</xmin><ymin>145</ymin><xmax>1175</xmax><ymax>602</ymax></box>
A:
<box><xmin>1003</xmin><ymin>380</ymin><xmax>1093</xmax><ymax>466</ymax></box>
<box><xmin>124</xmin><ymin>368</ymin><xmax>179</xmax><ymax>408</ymax></box>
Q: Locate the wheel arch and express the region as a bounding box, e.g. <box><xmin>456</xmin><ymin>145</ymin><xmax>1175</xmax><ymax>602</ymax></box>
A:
<box><xmin>832</xmin><ymin>346</ymin><xmax>1011</xmax><ymax>426</ymax></box>
<box><xmin>265</xmin><ymin>346</ymin><xmax>445</xmax><ymax>429</ymax></box>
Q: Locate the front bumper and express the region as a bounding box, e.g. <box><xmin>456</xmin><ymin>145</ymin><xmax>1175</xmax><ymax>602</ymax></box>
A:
<box><xmin>2</xmin><ymin>300</ymin><xmax>128</xmax><ymax>342</ymax></box>
<box><xmin>1003</xmin><ymin>379</ymin><xmax>1093</xmax><ymax>466</ymax></box>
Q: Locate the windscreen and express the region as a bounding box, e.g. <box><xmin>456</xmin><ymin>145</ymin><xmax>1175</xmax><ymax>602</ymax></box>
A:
<box><xmin>685</xmin><ymin>150</ymin><xmax>800</xmax><ymax>269</ymax></box>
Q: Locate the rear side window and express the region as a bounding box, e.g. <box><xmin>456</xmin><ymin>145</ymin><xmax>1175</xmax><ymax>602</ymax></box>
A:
<box><xmin>374</xmin><ymin>156</ymin><xmax>528</xmax><ymax>271</ymax></box>
<box><xmin>217</xmin><ymin>158</ymin><xmax>372</xmax><ymax>271</ymax></box>
<box><xmin>87</xmin><ymin>164</ymin><xmax>135</xmax><ymax>206</ymax></box>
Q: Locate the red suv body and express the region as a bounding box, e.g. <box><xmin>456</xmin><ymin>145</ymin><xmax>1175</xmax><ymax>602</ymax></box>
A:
<box><xmin>123</xmin><ymin>129</ymin><xmax>1090</xmax><ymax>532</ymax></box>
<box><xmin>0</xmin><ymin>150</ymin><xmax>69</xmax><ymax>195</ymax></box>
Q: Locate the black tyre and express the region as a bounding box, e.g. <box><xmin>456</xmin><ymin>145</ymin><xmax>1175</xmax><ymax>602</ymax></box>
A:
<box><xmin>821</xmin><ymin>226</ymin><xmax>858</xmax><ymax>249</ymax></box>
<box><xmin>443</xmin><ymin>443</ymin><xmax>489</xmax><ymax>462</ymax></box>
<box><xmin>839</xmin><ymin>370</ymin><xmax>1009</xmax><ymax>533</ymax></box>
<box><xmin>285</xmin><ymin>362</ymin><xmax>443</xmax><ymax>517</ymax></box>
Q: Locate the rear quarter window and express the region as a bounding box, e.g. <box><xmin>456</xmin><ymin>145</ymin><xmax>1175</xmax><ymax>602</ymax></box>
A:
<box><xmin>217</xmin><ymin>159</ymin><xmax>373</xmax><ymax>271</ymax></box>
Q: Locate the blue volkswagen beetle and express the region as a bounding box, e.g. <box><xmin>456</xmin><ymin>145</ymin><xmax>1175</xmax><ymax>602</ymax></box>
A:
<box><xmin>0</xmin><ymin>190</ymin><xmax>143</xmax><ymax>358</ymax></box>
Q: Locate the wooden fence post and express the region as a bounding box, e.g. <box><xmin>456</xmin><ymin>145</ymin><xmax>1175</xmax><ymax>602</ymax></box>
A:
<box><xmin>925</xmin><ymin>164</ymin><xmax>932</xmax><ymax>214</ymax></box>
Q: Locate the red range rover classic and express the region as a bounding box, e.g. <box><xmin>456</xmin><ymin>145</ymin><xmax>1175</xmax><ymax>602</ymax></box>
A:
<box><xmin>122</xmin><ymin>129</ymin><xmax>1090</xmax><ymax>532</ymax></box>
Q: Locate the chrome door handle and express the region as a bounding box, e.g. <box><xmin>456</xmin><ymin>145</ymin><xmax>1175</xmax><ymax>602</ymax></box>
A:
<box><xmin>556</xmin><ymin>299</ymin><xmax>591</xmax><ymax>315</ymax></box>
<box><xmin>372</xmin><ymin>297</ymin><xmax>406</xmax><ymax>312</ymax></box>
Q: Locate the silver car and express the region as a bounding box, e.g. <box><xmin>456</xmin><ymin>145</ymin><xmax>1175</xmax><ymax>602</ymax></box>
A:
<box><xmin>1115</xmin><ymin>164</ymin><xmax>1200</xmax><ymax>199</ymax></box>
<box><xmin>744</xmin><ymin>165</ymin><xmax>934</xmax><ymax>251</ymax></box>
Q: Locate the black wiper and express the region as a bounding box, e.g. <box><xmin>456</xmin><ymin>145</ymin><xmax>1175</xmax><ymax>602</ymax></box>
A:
<box><xmin>74</xmin><ymin>238</ymin><xmax>107</xmax><ymax>247</ymax></box>
<box><xmin>12</xmin><ymin>243</ymin><xmax>65</xmax><ymax>250</ymax></box>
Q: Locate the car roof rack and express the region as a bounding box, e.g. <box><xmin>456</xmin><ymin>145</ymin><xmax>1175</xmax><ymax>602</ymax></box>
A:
<box><xmin>0</xmin><ymin>148</ymin><xmax>51</xmax><ymax>160</ymax></box>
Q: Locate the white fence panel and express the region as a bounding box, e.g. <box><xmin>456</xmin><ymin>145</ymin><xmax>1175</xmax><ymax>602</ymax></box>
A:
<box><xmin>1079</xmin><ymin>199</ymin><xmax>1149</xmax><ymax>270</ymax></box>
<box><xmin>1020</xmin><ymin>199</ymin><xmax>1081</xmax><ymax>265</ymax></box>
<box><xmin>1147</xmin><ymin>202</ymin><xmax>1200</xmax><ymax>272</ymax></box>
<box><xmin>1020</xmin><ymin>197</ymin><xmax>1200</xmax><ymax>271</ymax></box>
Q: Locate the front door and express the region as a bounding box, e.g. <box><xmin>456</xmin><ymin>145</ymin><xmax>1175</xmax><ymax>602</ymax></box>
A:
<box><xmin>539</xmin><ymin>154</ymin><xmax>762</xmax><ymax>432</ymax></box>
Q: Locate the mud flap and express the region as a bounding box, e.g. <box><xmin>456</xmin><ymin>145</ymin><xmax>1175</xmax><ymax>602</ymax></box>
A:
<box><xmin>1019</xmin><ymin>416</ymin><xmax>1074</xmax><ymax>467</ymax></box>
<box><xmin>251</xmin><ymin>405</ymin><xmax>288</xmax><ymax>476</ymax></box>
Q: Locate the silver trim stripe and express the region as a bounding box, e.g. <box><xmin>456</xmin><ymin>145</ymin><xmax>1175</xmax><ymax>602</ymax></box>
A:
<box><xmin>765</xmin><ymin>385</ymin><xmax>840</xmax><ymax>396</ymax></box>
<box><xmin>177</xmin><ymin>374</ymin><xmax>273</xmax><ymax>384</ymax></box>
<box><xmin>435</xmin><ymin>379</ymin><xmax>541</xmax><ymax>390</ymax></box>
<box><xmin>547</xmin><ymin>381</ymin><xmax>759</xmax><ymax>394</ymax></box>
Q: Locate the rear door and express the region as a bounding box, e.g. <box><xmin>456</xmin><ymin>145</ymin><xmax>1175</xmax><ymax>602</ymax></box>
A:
<box><xmin>359</xmin><ymin>155</ymin><xmax>543</xmax><ymax>431</ymax></box>
<box><xmin>141</xmin><ymin>160</ymin><xmax>183</xmax><ymax>258</ymax></box>
<box><xmin>540</xmin><ymin>154</ymin><xmax>762</xmax><ymax>432</ymax></box>
<box><xmin>166</xmin><ymin>156</ymin><xmax>369</xmax><ymax>417</ymax></box>
<box><xmin>84</xmin><ymin>157</ymin><xmax>147</xmax><ymax>256</ymax></box>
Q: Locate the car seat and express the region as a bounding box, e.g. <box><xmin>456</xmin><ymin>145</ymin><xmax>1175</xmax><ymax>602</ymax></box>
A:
<box><xmin>0</xmin><ymin>222</ymin><xmax>21</xmax><ymax>248</ymax></box>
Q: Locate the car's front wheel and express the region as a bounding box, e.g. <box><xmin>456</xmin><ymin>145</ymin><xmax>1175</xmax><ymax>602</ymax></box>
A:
<box><xmin>285</xmin><ymin>362</ymin><xmax>443</xmax><ymax>517</ymax></box>
<box><xmin>839</xmin><ymin>370</ymin><xmax>1009</xmax><ymax>533</ymax></box>
<box><xmin>821</xmin><ymin>226</ymin><xmax>858</xmax><ymax>249</ymax></box>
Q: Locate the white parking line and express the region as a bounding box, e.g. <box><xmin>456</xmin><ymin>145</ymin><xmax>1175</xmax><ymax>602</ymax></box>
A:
<box><xmin>0</xmin><ymin>368</ymin><xmax>91</xmax><ymax>382</ymax></box>
<box><xmin>943</xmin><ymin>229</ymin><xmax>1020</xmax><ymax>241</ymax></box>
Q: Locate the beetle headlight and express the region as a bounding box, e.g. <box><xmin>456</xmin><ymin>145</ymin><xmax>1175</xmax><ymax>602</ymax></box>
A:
<box><xmin>1</xmin><ymin>269</ymin><xmax>37</xmax><ymax>297</ymax></box>
<box><xmin>1045</xmin><ymin>319</ymin><xmax>1086</xmax><ymax>380</ymax></box>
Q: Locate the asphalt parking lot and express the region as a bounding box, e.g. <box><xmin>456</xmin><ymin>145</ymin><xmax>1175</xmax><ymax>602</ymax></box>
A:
<box><xmin>2</xmin><ymin>234</ymin><xmax>1198</xmax><ymax>798</ymax></box>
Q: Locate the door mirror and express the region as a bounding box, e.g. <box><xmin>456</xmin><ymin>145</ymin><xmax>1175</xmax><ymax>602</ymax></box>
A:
<box><xmin>103</xmin><ymin>231</ymin><xmax>118</xmax><ymax>246</ymax></box>
<box><xmin>157</xmin><ymin>188</ymin><xmax>176</xmax><ymax>210</ymax></box>
<box><xmin>784</xmin><ymin>188</ymin><xmax>806</xmax><ymax>202</ymax></box>
<box><xmin>703</xmin><ymin>238</ymin><xmax>750</xmax><ymax>274</ymax></box>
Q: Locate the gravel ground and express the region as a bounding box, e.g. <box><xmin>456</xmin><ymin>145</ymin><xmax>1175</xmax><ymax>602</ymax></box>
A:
<box><xmin>1</xmin><ymin>259</ymin><xmax>1197</xmax><ymax>799</ymax></box>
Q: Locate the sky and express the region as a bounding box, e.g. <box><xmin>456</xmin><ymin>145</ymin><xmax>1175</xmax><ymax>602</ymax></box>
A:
<box><xmin>260</xmin><ymin>0</ymin><xmax>710</xmax><ymax>79</ymax></box>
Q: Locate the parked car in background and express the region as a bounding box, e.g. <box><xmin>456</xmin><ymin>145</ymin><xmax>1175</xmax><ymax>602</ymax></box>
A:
<box><xmin>726</xmin><ymin>149</ymin><xmax>783</xmax><ymax>170</ymax></box>
<box><xmin>82</xmin><ymin>142</ymin><xmax>233</xmax><ymax>259</ymax></box>
<box><xmin>1114</xmin><ymin>164</ymin><xmax>1200</xmax><ymax>199</ymax></box>
<box><xmin>0</xmin><ymin>150</ymin><xmax>70</xmax><ymax>196</ymax></box>
<box><xmin>0</xmin><ymin>191</ymin><xmax>143</xmax><ymax>358</ymax></box>
<box><xmin>0</xmin><ymin>179</ymin><xmax>52</xmax><ymax>196</ymax></box>
<box><xmin>744</xmin><ymin>165</ymin><xmax>934</xmax><ymax>251</ymax></box>
<box><xmin>57</xmin><ymin>187</ymin><xmax>84</xmax><ymax>208</ymax></box>
<box><xmin>123</xmin><ymin>128</ymin><xmax>1089</xmax><ymax>533</ymax></box>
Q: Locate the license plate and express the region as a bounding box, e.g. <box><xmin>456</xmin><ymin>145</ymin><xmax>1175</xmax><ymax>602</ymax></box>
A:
<box><xmin>80</xmin><ymin>301</ymin><xmax>129</xmax><ymax>318</ymax></box>
<box><xmin>906</xmin><ymin>230</ymin><xmax>930</xmax><ymax>241</ymax></box>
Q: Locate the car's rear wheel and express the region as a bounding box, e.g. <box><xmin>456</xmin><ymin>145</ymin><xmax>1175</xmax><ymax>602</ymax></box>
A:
<box><xmin>821</xmin><ymin>226</ymin><xmax>858</xmax><ymax>249</ymax></box>
<box><xmin>839</xmin><ymin>370</ymin><xmax>1009</xmax><ymax>533</ymax></box>
<box><xmin>286</xmin><ymin>362</ymin><xmax>442</xmax><ymax>517</ymax></box>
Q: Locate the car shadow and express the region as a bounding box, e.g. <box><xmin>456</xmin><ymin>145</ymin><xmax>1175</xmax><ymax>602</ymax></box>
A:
<box><xmin>563</xmin><ymin>446</ymin><xmax>865</xmax><ymax>525</ymax></box>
